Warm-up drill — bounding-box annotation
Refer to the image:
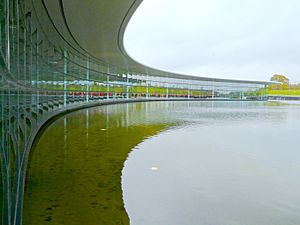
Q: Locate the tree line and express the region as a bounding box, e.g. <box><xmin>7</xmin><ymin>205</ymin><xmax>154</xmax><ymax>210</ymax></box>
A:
<box><xmin>269</xmin><ymin>74</ymin><xmax>300</xmax><ymax>90</ymax></box>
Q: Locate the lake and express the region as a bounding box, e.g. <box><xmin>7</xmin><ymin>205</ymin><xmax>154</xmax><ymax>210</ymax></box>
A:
<box><xmin>24</xmin><ymin>101</ymin><xmax>300</xmax><ymax>225</ymax></box>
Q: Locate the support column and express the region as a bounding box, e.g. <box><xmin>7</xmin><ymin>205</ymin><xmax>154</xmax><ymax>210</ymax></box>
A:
<box><xmin>63</xmin><ymin>50</ymin><xmax>68</xmax><ymax>106</ymax></box>
<box><xmin>146</xmin><ymin>78</ymin><xmax>149</xmax><ymax>99</ymax></box>
<box><xmin>188</xmin><ymin>85</ymin><xmax>190</xmax><ymax>99</ymax></box>
<box><xmin>5</xmin><ymin>0</ymin><xmax>10</xmax><ymax>71</ymax></box>
<box><xmin>166</xmin><ymin>84</ymin><xmax>169</xmax><ymax>98</ymax></box>
<box><xmin>106</xmin><ymin>75</ymin><xmax>109</xmax><ymax>100</ymax></box>
<box><xmin>126</xmin><ymin>73</ymin><xmax>129</xmax><ymax>99</ymax></box>
<box><xmin>264</xmin><ymin>84</ymin><xmax>267</xmax><ymax>100</ymax></box>
<box><xmin>106</xmin><ymin>65</ymin><xmax>110</xmax><ymax>99</ymax></box>
<box><xmin>86</xmin><ymin>57</ymin><xmax>89</xmax><ymax>102</ymax></box>
<box><xmin>35</xmin><ymin>29</ymin><xmax>40</xmax><ymax>109</ymax></box>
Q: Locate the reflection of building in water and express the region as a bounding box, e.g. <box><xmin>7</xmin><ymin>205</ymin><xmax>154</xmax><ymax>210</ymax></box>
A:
<box><xmin>0</xmin><ymin>0</ymin><xmax>272</xmax><ymax>224</ymax></box>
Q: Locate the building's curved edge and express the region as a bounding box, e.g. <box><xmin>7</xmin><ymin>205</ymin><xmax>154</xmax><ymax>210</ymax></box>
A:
<box><xmin>27</xmin><ymin>97</ymin><xmax>263</xmax><ymax>157</ymax></box>
<box><xmin>25</xmin><ymin>97</ymin><xmax>266</xmax><ymax>190</ymax></box>
<box><xmin>27</xmin><ymin>96</ymin><xmax>260</xmax><ymax>157</ymax></box>
<box><xmin>0</xmin><ymin>1</ymin><xmax>270</xmax><ymax>224</ymax></box>
<box><xmin>22</xmin><ymin>97</ymin><xmax>258</xmax><ymax>222</ymax></box>
<box><xmin>32</xmin><ymin>0</ymin><xmax>271</xmax><ymax>85</ymax></box>
<box><xmin>117</xmin><ymin>1</ymin><xmax>272</xmax><ymax>85</ymax></box>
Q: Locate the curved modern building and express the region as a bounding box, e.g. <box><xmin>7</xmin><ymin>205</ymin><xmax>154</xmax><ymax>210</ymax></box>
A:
<box><xmin>0</xmin><ymin>1</ymin><xmax>270</xmax><ymax>225</ymax></box>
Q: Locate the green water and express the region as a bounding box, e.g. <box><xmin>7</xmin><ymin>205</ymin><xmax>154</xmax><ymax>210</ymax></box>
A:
<box><xmin>23</xmin><ymin>102</ymin><xmax>174</xmax><ymax>225</ymax></box>
<box><xmin>20</xmin><ymin>100</ymin><xmax>300</xmax><ymax>225</ymax></box>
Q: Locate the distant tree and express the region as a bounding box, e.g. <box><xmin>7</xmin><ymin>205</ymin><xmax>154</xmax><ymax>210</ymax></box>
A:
<box><xmin>270</xmin><ymin>74</ymin><xmax>290</xmax><ymax>90</ymax></box>
<box><xmin>270</xmin><ymin>74</ymin><xmax>289</xmax><ymax>84</ymax></box>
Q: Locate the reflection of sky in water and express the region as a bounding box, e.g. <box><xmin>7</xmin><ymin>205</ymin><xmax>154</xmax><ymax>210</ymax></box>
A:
<box><xmin>123</xmin><ymin>101</ymin><xmax>300</xmax><ymax>225</ymax></box>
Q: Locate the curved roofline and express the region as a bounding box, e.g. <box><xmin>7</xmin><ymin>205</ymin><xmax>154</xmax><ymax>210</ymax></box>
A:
<box><xmin>117</xmin><ymin>1</ymin><xmax>272</xmax><ymax>85</ymax></box>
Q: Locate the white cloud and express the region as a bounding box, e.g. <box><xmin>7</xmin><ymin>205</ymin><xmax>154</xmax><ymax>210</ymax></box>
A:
<box><xmin>124</xmin><ymin>0</ymin><xmax>300</xmax><ymax>82</ymax></box>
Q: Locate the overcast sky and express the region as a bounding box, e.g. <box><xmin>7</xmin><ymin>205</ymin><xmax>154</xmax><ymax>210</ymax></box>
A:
<box><xmin>124</xmin><ymin>0</ymin><xmax>300</xmax><ymax>83</ymax></box>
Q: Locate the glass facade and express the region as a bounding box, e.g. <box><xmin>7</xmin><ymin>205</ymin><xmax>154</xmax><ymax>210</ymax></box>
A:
<box><xmin>0</xmin><ymin>0</ymin><xmax>268</xmax><ymax>225</ymax></box>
